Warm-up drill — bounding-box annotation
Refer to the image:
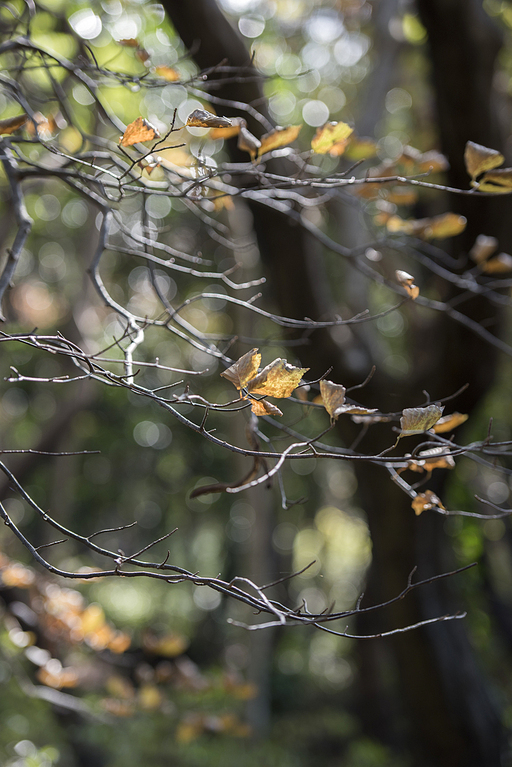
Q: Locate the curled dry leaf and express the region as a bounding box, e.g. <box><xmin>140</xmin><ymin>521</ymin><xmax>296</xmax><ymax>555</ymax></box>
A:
<box><xmin>469</xmin><ymin>234</ymin><xmax>498</xmax><ymax>264</ymax></box>
<box><xmin>432</xmin><ymin>411</ymin><xmax>468</xmax><ymax>433</ymax></box>
<box><xmin>0</xmin><ymin>113</ymin><xmax>27</xmax><ymax>135</ymax></box>
<box><xmin>220</xmin><ymin>348</ymin><xmax>261</xmax><ymax>391</ymax></box>
<box><xmin>154</xmin><ymin>65</ymin><xmax>180</xmax><ymax>82</ymax></box>
<box><xmin>464</xmin><ymin>140</ymin><xmax>504</xmax><ymax>180</ymax></box>
<box><xmin>386</xmin><ymin>212</ymin><xmax>466</xmax><ymax>240</ymax></box>
<box><xmin>120</xmin><ymin>117</ymin><xmax>160</xmax><ymax>147</ymax></box>
<box><xmin>211</xmin><ymin>117</ymin><xmax>245</xmax><ymax>140</ymax></box>
<box><xmin>480</xmin><ymin>252</ymin><xmax>512</xmax><ymax>273</ymax></box>
<box><xmin>319</xmin><ymin>379</ymin><xmax>377</xmax><ymax>421</ymax></box>
<box><xmin>258</xmin><ymin>125</ymin><xmax>302</xmax><ymax>156</ymax></box>
<box><xmin>395</xmin><ymin>270</ymin><xmax>419</xmax><ymax>300</ymax></box>
<box><xmin>411</xmin><ymin>490</ymin><xmax>445</xmax><ymax>516</ymax></box>
<box><xmin>400</xmin><ymin>404</ymin><xmax>444</xmax><ymax>435</ymax></box>
<box><xmin>250</xmin><ymin>399</ymin><xmax>284</xmax><ymax>417</ymax></box>
<box><xmin>311</xmin><ymin>121</ymin><xmax>353</xmax><ymax>156</ymax></box>
<box><xmin>404</xmin><ymin>447</ymin><xmax>455</xmax><ymax>474</ymax></box>
<box><xmin>247</xmin><ymin>358</ymin><xmax>309</xmax><ymax>398</ymax></box>
<box><xmin>475</xmin><ymin>168</ymin><xmax>512</xmax><ymax>194</ymax></box>
<box><xmin>186</xmin><ymin>109</ymin><xmax>232</xmax><ymax>129</ymax></box>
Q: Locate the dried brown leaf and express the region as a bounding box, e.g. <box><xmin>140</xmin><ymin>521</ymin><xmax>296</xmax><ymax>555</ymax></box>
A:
<box><xmin>186</xmin><ymin>109</ymin><xmax>232</xmax><ymax>129</ymax></box>
<box><xmin>320</xmin><ymin>379</ymin><xmax>377</xmax><ymax>421</ymax></box>
<box><xmin>258</xmin><ymin>125</ymin><xmax>301</xmax><ymax>156</ymax></box>
<box><xmin>0</xmin><ymin>113</ymin><xmax>27</xmax><ymax>135</ymax></box>
<box><xmin>220</xmin><ymin>348</ymin><xmax>261</xmax><ymax>391</ymax></box>
<box><xmin>311</xmin><ymin>121</ymin><xmax>353</xmax><ymax>156</ymax></box>
<box><xmin>432</xmin><ymin>412</ymin><xmax>468</xmax><ymax>433</ymax></box>
<box><xmin>211</xmin><ymin>117</ymin><xmax>245</xmax><ymax>140</ymax></box>
<box><xmin>469</xmin><ymin>234</ymin><xmax>498</xmax><ymax>263</ymax></box>
<box><xmin>411</xmin><ymin>490</ymin><xmax>445</xmax><ymax>516</ymax></box>
<box><xmin>154</xmin><ymin>65</ymin><xmax>180</xmax><ymax>82</ymax></box>
<box><xmin>120</xmin><ymin>117</ymin><xmax>160</xmax><ymax>147</ymax></box>
<box><xmin>118</xmin><ymin>38</ymin><xmax>139</xmax><ymax>47</ymax></box>
<box><xmin>400</xmin><ymin>404</ymin><xmax>444</xmax><ymax>435</ymax></box>
<box><xmin>395</xmin><ymin>269</ymin><xmax>420</xmax><ymax>299</ymax></box>
<box><xmin>464</xmin><ymin>140</ymin><xmax>504</xmax><ymax>180</ymax></box>
<box><xmin>250</xmin><ymin>399</ymin><xmax>284</xmax><ymax>417</ymax></box>
<box><xmin>247</xmin><ymin>358</ymin><xmax>309</xmax><ymax>398</ymax></box>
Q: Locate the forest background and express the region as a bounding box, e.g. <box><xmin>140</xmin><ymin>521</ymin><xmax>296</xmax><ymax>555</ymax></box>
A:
<box><xmin>2</xmin><ymin>0</ymin><xmax>512</xmax><ymax>766</ymax></box>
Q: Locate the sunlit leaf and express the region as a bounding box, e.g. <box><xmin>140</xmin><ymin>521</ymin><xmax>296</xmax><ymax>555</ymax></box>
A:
<box><xmin>474</xmin><ymin>168</ymin><xmax>512</xmax><ymax>193</ymax></box>
<box><xmin>344</xmin><ymin>136</ymin><xmax>378</xmax><ymax>160</ymax></box>
<box><xmin>0</xmin><ymin>113</ymin><xmax>27</xmax><ymax>135</ymax></box>
<box><xmin>186</xmin><ymin>109</ymin><xmax>232</xmax><ymax>129</ymax></box>
<box><xmin>319</xmin><ymin>379</ymin><xmax>376</xmax><ymax>421</ymax></box>
<box><xmin>120</xmin><ymin>117</ymin><xmax>160</xmax><ymax>147</ymax></box>
<box><xmin>469</xmin><ymin>234</ymin><xmax>498</xmax><ymax>263</ymax></box>
<box><xmin>395</xmin><ymin>269</ymin><xmax>420</xmax><ymax>299</ymax></box>
<box><xmin>247</xmin><ymin>358</ymin><xmax>309</xmax><ymax>398</ymax></box>
<box><xmin>432</xmin><ymin>412</ymin><xmax>469</xmax><ymax>433</ymax></box>
<box><xmin>211</xmin><ymin>117</ymin><xmax>245</xmax><ymax>140</ymax></box>
<box><xmin>464</xmin><ymin>140</ymin><xmax>504</xmax><ymax>179</ymax></box>
<box><xmin>480</xmin><ymin>252</ymin><xmax>512</xmax><ymax>273</ymax></box>
<box><xmin>258</xmin><ymin>125</ymin><xmax>302</xmax><ymax>156</ymax></box>
<box><xmin>411</xmin><ymin>490</ymin><xmax>445</xmax><ymax>516</ymax></box>
<box><xmin>404</xmin><ymin>447</ymin><xmax>455</xmax><ymax>473</ymax></box>
<box><xmin>154</xmin><ymin>65</ymin><xmax>180</xmax><ymax>82</ymax></box>
<box><xmin>250</xmin><ymin>398</ymin><xmax>284</xmax><ymax>417</ymax></box>
<box><xmin>386</xmin><ymin>212</ymin><xmax>466</xmax><ymax>239</ymax></box>
<box><xmin>400</xmin><ymin>404</ymin><xmax>444</xmax><ymax>435</ymax></box>
<box><xmin>221</xmin><ymin>348</ymin><xmax>261</xmax><ymax>391</ymax></box>
<box><xmin>311</xmin><ymin>121</ymin><xmax>353</xmax><ymax>156</ymax></box>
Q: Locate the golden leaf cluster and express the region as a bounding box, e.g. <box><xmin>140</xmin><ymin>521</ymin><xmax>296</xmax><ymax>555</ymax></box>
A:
<box><xmin>464</xmin><ymin>140</ymin><xmax>512</xmax><ymax>193</ymax></box>
<box><xmin>221</xmin><ymin>349</ymin><xmax>308</xmax><ymax>416</ymax></box>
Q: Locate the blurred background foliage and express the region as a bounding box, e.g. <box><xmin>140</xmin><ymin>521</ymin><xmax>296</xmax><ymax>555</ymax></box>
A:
<box><xmin>2</xmin><ymin>0</ymin><xmax>512</xmax><ymax>765</ymax></box>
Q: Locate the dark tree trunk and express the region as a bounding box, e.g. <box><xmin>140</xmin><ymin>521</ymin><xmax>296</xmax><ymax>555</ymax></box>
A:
<box><xmin>163</xmin><ymin>1</ymin><xmax>509</xmax><ymax>763</ymax></box>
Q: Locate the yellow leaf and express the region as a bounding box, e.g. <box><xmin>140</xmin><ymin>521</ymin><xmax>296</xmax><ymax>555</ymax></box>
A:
<box><xmin>395</xmin><ymin>269</ymin><xmax>420</xmax><ymax>299</ymax></box>
<box><xmin>108</xmin><ymin>632</ymin><xmax>131</xmax><ymax>654</ymax></box>
<box><xmin>213</xmin><ymin>194</ymin><xmax>235</xmax><ymax>212</ymax></box>
<box><xmin>469</xmin><ymin>234</ymin><xmax>498</xmax><ymax>264</ymax></box>
<box><xmin>80</xmin><ymin>603</ymin><xmax>105</xmax><ymax>634</ymax></box>
<box><xmin>480</xmin><ymin>253</ymin><xmax>512</xmax><ymax>273</ymax></box>
<box><xmin>311</xmin><ymin>121</ymin><xmax>353</xmax><ymax>155</ymax></box>
<box><xmin>258</xmin><ymin>125</ymin><xmax>302</xmax><ymax>156</ymax></box>
<box><xmin>0</xmin><ymin>113</ymin><xmax>27</xmax><ymax>135</ymax></box>
<box><xmin>221</xmin><ymin>348</ymin><xmax>261</xmax><ymax>391</ymax></box>
<box><xmin>211</xmin><ymin>117</ymin><xmax>244</xmax><ymax>140</ymax></box>
<box><xmin>186</xmin><ymin>109</ymin><xmax>231</xmax><ymax>129</ymax></box>
<box><xmin>405</xmin><ymin>447</ymin><xmax>455</xmax><ymax>473</ymax></box>
<box><xmin>474</xmin><ymin>168</ymin><xmax>512</xmax><ymax>194</ymax></box>
<box><xmin>411</xmin><ymin>490</ymin><xmax>445</xmax><ymax>516</ymax></box>
<box><xmin>250</xmin><ymin>399</ymin><xmax>284</xmax><ymax>417</ymax></box>
<box><xmin>247</xmin><ymin>358</ymin><xmax>309</xmax><ymax>398</ymax></box>
<box><xmin>432</xmin><ymin>412</ymin><xmax>469</xmax><ymax>433</ymax></box>
<box><xmin>400</xmin><ymin>404</ymin><xmax>444</xmax><ymax>435</ymax></box>
<box><xmin>319</xmin><ymin>379</ymin><xmax>377</xmax><ymax>421</ymax></box>
<box><xmin>120</xmin><ymin>117</ymin><xmax>160</xmax><ymax>147</ymax></box>
<box><xmin>154</xmin><ymin>65</ymin><xmax>180</xmax><ymax>82</ymax></box>
<box><xmin>386</xmin><ymin>212</ymin><xmax>466</xmax><ymax>239</ymax></box>
<box><xmin>344</xmin><ymin>136</ymin><xmax>378</xmax><ymax>160</ymax></box>
<box><xmin>385</xmin><ymin>189</ymin><xmax>418</xmax><ymax>206</ymax></box>
<box><xmin>464</xmin><ymin>140</ymin><xmax>504</xmax><ymax>180</ymax></box>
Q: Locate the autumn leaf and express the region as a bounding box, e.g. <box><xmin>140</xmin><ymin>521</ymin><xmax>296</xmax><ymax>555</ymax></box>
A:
<box><xmin>154</xmin><ymin>65</ymin><xmax>180</xmax><ymax>82</ymax></box>
<box><xmin>469</xmin><ymin>234</ymin><xmax>498</xmax><ymax>264</ymax></box>
<box><xmin>344</xmin><ymin>136</ymin><xmax>378</xmax><ymax>160</ymax></box>
<box><xmin>221</xmin><ymin>348</ymin><xmax>261</xmax><ymax>391</ymax></box>
<box><xmin>238</xmin><ymin>125</ymin><xmax>261</xmax><ymax>159</ymax></box>
<box><xmin>432</xmin><ymin>412</ymin><xmax>468</xmax><ymax>433</ymax></box>
<box><xmin>250</xmin><ymin>399</ymin><xmax>284</xmax><ymax>417</ymax></box>
<box><xmin>404</xmin><ymin>447</ymin><xmax>455</xmax><ymax>473</ymax></box>
<box><xmin>120</xmin><ymin>117</ymin><xmax>160</xmax><ymax>147</ymax></box>
<box><xmin>211</xmin><ymin>117</ymin><xmax>245</xmax><ymax>140</ymax></box>
<box><xmin>385</xmin><ymin>189</ymin><xmax>418</xmax><ymax>206</ymax></box>
<box><xmin>475</xmin><ymin>168</ymin><xmax>512</xmax><ymax>194</ymax></box>
<box><xmin>319</xmin><ymin>379</ymin><xmax>377</xmax><ymax>421</ymax></box>
<box><xmin>311</xmin><ymin>121</ymin><xmax>353</xmax><ymax>156</ymax></box>
<box><xmin>386</xmin><ymin>212</ymin><xmax>466</xmax><ymax>239</ymax></box>
<box><xmin>411</xmin><ymin>490</ymin><xmax>445</xmax><ymax>516</ymax></box>
<box><xmin>400</xmin><ymin>404</ymin><xmax>444</xmax><ymax>435</ymax></box>
<box><xmin>247</xmin><ymin>358</ymin><xmax>309</xmax><ymax>398</ymax></box>
<box><xmin>481</xmin><ymin>253</ymin><xmax>512</xmax><ymax>273</ymax></box>
<box><xmin>0</xmin><ymin>113</ymin><xmax>27</xmax><ymax>135</ymax></box>
<box><xmin>395</xmin><ymin>269</ymin><xmax>419</xmax><ymax>299</ymax></box>
<box><xmin>135</xmin><ymin>47</ymin><xmax>150</xmax><ymax>63</ymax></box>
<box><xmin>186</xmin><ymin>109</ymin><xmax>232</xmax><ymax>129</ymax></box>
<box><xmin>37</xmin><ymin>665</ymin><xmax>79</xmax><ymax>689</ymax></box>
<box><xmin>464</xmin><ymin>140</ymin><xmax>504</xmax><ymax>180</ymax></box>
<box><xmin>258</xmin><ymin>125</ymin><xmax>302</xmax><ymax>156</ymax></box>
<box><xmin>118</xmin><ymin>38</ymin><xmax>139</xmax><ymax>47</ymax></box>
